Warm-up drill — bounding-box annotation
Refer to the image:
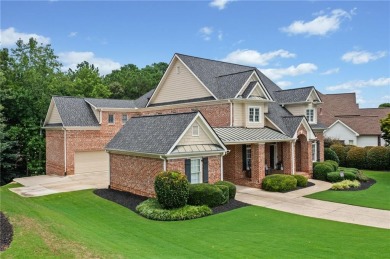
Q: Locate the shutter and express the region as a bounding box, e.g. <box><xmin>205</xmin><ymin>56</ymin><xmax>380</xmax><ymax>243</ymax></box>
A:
<box><xmin>185</xmin><ymin>159</ymin><xmax>191</xmax><ymax>182</ymax></box>
<box><xmin>242</xmin><ymin>145</ymin><xmax>247</xmax><ymax>170</ymax></box>
<box><xmin>202</xmin><ymin>157</ymin><xmax>209</xmax><ymax>183</ymax></box>
<box><xmin>317</xmin><ymin>141</ymin><xmax>320</xmax><ymax>162</ymax></box>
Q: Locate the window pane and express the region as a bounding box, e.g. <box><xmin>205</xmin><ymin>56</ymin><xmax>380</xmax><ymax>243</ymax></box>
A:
<box><xmin>312</xmin><ymin>143</ymin><xmax>316</xmax><ymax>162</ymax></box>
<box><xmin>246</xmin><ymin>145</ymin><xmax>251</xmax><ymax>169</ymax></box>
<box><xmin>191</xmin><ymin>159</ymin><xmax>201</xmax><ymax>183</ymax></box>
<box><xmin>249</xmin><ymin>108</ymin><xmax>254</xmax><ymax>122</ymax></box>
<box><xmin>108</xmin><ymin>114</ymin><xmax>114</xmax><ymax>123</ymax></box>
<box><xmin>255</xmin><ymin>108</ymin><xmax>259</xmax><ymax>122</ymax></box>
<box><xmin>122</xmin><ymin>114</ymin><xmax>127</xmax><ymax>123</ymax></box>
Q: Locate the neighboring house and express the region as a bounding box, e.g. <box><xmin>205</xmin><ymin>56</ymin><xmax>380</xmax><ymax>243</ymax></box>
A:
<box><xmin>44</xmin><ymin>53</ymin><xmax>326</xmax><ymax>197</ymax></box>
<box><xmin>318</xmin><ymin>93</ymin><xmax>390</xmax><ymax>147</ymax></box>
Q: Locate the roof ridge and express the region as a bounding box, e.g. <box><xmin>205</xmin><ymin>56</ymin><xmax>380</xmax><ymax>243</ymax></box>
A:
<box><xmin>175</xmin><ymin>53</ymin><xmax>255</xmax><ymax>69</ymax></box>
<box><xmin>133</xmin><ymin>111</ymin><xmax>198</xmax><ymax>119</ymax></box>
<box><xmin>274</xmin><ymin>86</ymin><xmax>314</xmax><ymax>92</ymax></box>
<box><xmin>216</xmin><ymin>69</ymin><xmax>255</xmax><ymax>78</ymax></box>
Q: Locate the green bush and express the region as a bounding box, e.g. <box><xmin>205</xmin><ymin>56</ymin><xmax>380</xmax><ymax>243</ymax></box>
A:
<box><xmin>330</xmin><ymin>144</ymin><xmax>347</xmax><ymax>166</ymax></box>
<box><xmin>188</xmin><ymin>184</ymin><xmax>225</xmax><ymax>208</ymax></box>
<box><xmin>313</xmin><ymin>162</ymin><xmax>321</xmax><ymax>168</ymax></box>
<box><xmin>215</xmin><ymin>185</ymin><xmax>229</xmax><ymax>204</ymax></box>
<box><xmin>346</xmin><ymin>147</ymin><xmax>367</xmax><ymax>169</ymax></box>
<box><xmin>154</xmin><ymin>171</ymin><xmax>189</xmax><ymax>209</ymax></box>
<box><xmin>214</xmin><ymin>181</ymin><xmax>236</xmax><ymax>199</ymax></box>
<box><xmin>343</xmin><ymin>171</ymin><xmax>357</xmax><ymax>181</ymax></box>
<box><xmin>293</xmin><ymin>175</ymin><xmax>308</xmax><ymax>187</ymax></box>
<box><xmin>313</xmin><ymin>163</ymin><xmax>334</xmax><ymax>181</ymax></box>
<box><xmin>355</xmin><ymin>170</ymin><xmax>369</xmax><ymax>182</ymax></box>
<box><xmin>325</xmin><ymin>160</ymin><xmax>339</xmax><ymax>171</ymax></box>
<box><xmin>262</xmin><ymin>174</ymin><xmax>297</xmax><ymax>192</ymax></box>
<box><xmin>367</xmin><ymin>146</ymin><xmax>390</xmax><ymax>170</ymax></box>
<box><xmin>136</xmin><ymin>199</ymin><xmax>211</xmax><ymax>221</ymax></box>
<box><xmin>331</xmin><ymin>180</ymin><xmax>360</xmax><ymax>190</ymax></box>
<box><xmin>324</xmin><ymin>148</ymin><xmax>340</xmax><ymax>164</ymax></box>
<box><xmin>327</xmin><ymin>171</ymin><xmax>343</xmax><ymax>183</ymax></box>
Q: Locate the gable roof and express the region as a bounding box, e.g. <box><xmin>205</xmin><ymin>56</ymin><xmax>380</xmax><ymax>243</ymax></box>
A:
<box><xmin>50</xmin><ymin>96</ymin><xmax>99</xmax><ymax>127</ymax></box>
<box><xmin>274</xmin><ymin>86</ymin><xmax>318</xmax><ymax>104</ymax></box>
<box><xmin>335</xmin><ymin>115</ymin><xmax>386</xmax><ymax>135</ymax></box>
<box><xmin>134</xmin><ymin>89</ymin><xmax>155</xmax><ymax>108</ymax></box>
<box><xmin>85</xmin><ymin>98</ymin><xmax>137</xmax><ymax>109</ymax></box>
<box><xmin>242</xmin><ymin>81</ymin><xmax>257</xmax><ymax>98</ymax></box>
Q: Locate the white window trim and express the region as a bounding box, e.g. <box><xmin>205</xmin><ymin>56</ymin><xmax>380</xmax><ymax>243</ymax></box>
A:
<box><xmin>306</xmin><ymin>109</ymin><xmax>315</xmax><ymax>124</ymax></box>
<box><xmin>192</xmin><ymin>125</ymin><xmax>199</xmax><ymax>136</ymax></box>
<box><xmin>312</xmin><ymin>142</ymin><xmax>317</xmax><ymax>162</ymax></box>
<box><xmin>121</xmin><ymin>114</ymin><xmax>128</xmax><ymax>125</ymax></box>
<box><xmin>190</xmin><ymin>158</ymin><xmax>202</xmax><ymax>184</ymax></box>
<box><xmin>248</xmin><ymin>106</ymin><xmax>261</xmax><ymax>123</ymax></box>
<box><xmin>108</xmin><ymin>114</ymin><xmax>115</xmax><ymax>125</ymax></box>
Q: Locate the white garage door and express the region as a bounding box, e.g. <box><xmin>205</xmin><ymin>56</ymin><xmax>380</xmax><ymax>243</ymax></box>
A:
<box><xmin>74</xmin><ymin>151</ymin><xmax>109</xmax><ymax>174</ymax></box>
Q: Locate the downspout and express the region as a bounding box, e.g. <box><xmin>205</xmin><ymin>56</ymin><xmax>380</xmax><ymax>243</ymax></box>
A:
<box><xmin>63</xmin><ymin>127</ymin><xmax>67</xmax><ymax>176</ymax></box>
<box><xmin>160</xmin><ymin>155</ymin><xmax>167</xmax><ymax>171</ymax></box>
<box><xmin>291</xmin><ymin>140</ymin><xmax>295</xmax><ymax>175</ymax></box>
<box><xmin>229</xmin><ymin>100</ymin><xmax>233</xmax><ymax>127</ymax></box>
<box><xmin>220</xmin><ymin>154</ymin><xmax>224</xmax><ymax>181</ymax></box>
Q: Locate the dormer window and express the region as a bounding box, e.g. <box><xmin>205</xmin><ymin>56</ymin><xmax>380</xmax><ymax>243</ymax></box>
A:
<box><xmin>306</xmin><ymin>109</ymin><xmax>314</xmax><ymax>123</ymax></box>
<box><xmin>248</xmin><ymin>107</ymin><xmax>260</xmax><ymax>123</ymax></box>
<box><xmin>192</xmin><ymin>125</ymin><xmax>199</xmax><ymax>136</ymax></box>
<box><xmin>122</xmin><ymin>114</ymin><xmax>128</xmax><ymax>124</ymax></box>
<box><xmin>108</xmin><ymin>114</ymin><xmax>115</xmax><ymax>124</ymax></box>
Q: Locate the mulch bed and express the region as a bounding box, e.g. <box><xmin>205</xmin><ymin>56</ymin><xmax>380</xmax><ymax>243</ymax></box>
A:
<box><xmin>0</xmin><ymin>212</ymin><xmax>13</xmax><ymax>251</ymax></box>
<box><xmin>330</xmin><ymin>178</ymin><xmax>376</xmax><ymax>191</ymax></box>
<box><xmin>94</xmin><ymin>189</ymin><xmax>249</xmax><ymax>216</ymax></box>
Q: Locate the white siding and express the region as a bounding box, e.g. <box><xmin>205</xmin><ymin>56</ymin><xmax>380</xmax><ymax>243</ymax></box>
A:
<box><xmin>325</xmin><ymin>122</ymin><xmax>357</xmax><ymax>145</ymax></box>
<box><xmin>48</xmin><ymin>104</ymin><xmax>62</xmax><ymax>124</ymax></box>
<box><xmin>91</xmin><ymin>107</ymin><xmax>100</xmax><ymax>123</ymax></box>
<box><xmin>151</xmin><ymin>59</ymin><xmax>211</xmax><ymax>104</ymax></box>
<box><xmin>74</xmin><ymin>151</ymin><xmax>109</xmax><ymax>174</ymax></box>
<box><xmin>357</xmin><ymin>136</ymin><xmax>379</xmax><ymax>147</ymax></box>
<box><xmin>286</xmin><ymin>104</ymin><xmax>317</xmax><ymax>124</ymax></box>
<box><xmin>233</xmin><ymin>103</ymin><xmax>245</xmax><ymax>127</ymax></box>
<box><xmin>178</xmin><ymin>119</ymin><xmax>218</xmax><ymax>146</ymax></box>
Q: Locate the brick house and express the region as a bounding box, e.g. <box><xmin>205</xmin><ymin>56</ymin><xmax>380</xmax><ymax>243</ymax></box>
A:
<box><xmin>44</xmin><ymin>53</ymin><xmax>326</xmax><ymax>197</ymax></box>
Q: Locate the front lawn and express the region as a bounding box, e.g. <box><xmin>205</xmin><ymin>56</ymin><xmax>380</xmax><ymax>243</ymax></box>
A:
<box><xmin>1</xmin><ymin>183</ymin><xmax>389</xmax><ymax>258</ymax></box>
<box><xmin>306</xmin><ymin>170</ymin><xmax>390</xmax><ymax>210</ymax></box>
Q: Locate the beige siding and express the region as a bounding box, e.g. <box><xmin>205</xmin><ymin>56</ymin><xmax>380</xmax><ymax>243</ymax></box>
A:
<box><xmin>152</xmin><ymin>59</ymin><xmax>212</xmax><ymax>104</ymax></box>
<box><xmin>178</xmin><ymin>121</ymin><xmax>216</xmax><ymax>145</ymax></box>
<box><xmin>285</xmin><ymin>104</ymin><xmax>306</xmax><ymax>116</ymax></box>
<box><xmin>265</xmin><ymin>118</ymin><xmax>279</xmax><ymax>131</ymax></box>
<box><xmin>48</xmin><ymin>104</ymin><xmax>62</xmax><ymax>124</ymax></box>
<box><xmin>233</xmin><ymin>103</ymin><xmax>245</xmax><ymax>127</ymax></box>
<box><xmin>74</xmin><ymin>151</ymin><xmax>109</xmax><ymax>174</ymax></box>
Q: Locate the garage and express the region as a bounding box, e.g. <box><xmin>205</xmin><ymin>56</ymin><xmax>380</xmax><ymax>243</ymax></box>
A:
<box><xmin>74</xmin><ymin>151</ymin><xmax>109</xmax><ymax>174</ymax></box>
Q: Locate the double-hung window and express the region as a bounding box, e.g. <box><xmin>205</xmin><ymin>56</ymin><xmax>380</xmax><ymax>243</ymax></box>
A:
<box><xmin>108</xmin><ymin>114</ymin><xmax>115</xmax><ymax>124</ymax></box>
<box><xmin>246</xmin><ymin>145</ymin><xmax>251</xmax><ymax>170</ymax></box>
<box><xmin>122</xmin><ymin>114</ymin><xmax>128</xmax><ymax>124</ymax></box>
<box><xmin>248</xmin><ymin>107</ymin><xmax>260</xmax><ymax>123</ymax></box>
<box><xmin>190</xmin><ymin>159</ymin><xmax>201</xmax><ymax>183</ymax></box>
<box><xmin>312</xmin><ymin>142</ymin><xmax>317</xmax><ymax>162</ymax></box>
<box><xmin>306</xmin><ymin>109</ymin><xmax>314</xmax><ymax>123</ymax></box>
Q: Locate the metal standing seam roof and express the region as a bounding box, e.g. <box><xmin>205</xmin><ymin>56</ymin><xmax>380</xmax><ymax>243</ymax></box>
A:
<box><xmin>171</xmin><ymin>144</ymin><xmax>224</xmax><ymax>154</ymax></box>
<box><xmin>213</xmin><ymin>127</ymin><xmax>292</xmax><ymax>143</ymax></box>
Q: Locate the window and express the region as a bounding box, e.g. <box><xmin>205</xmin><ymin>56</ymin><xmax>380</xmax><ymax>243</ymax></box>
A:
<box><xmin>122</xmin><ymin>114</ymin><xmax>128</xmax><ymax>124</ymax></box>
<box><xmin>349</xmin><ymin>140</ymin><xmax>354</xmax><ymax>145</ymax></box>
<box><xmin>248</xmin><ymin>107</ymin><xmax>260</xmax><ymax>123</ymax></box>
<box><xmin>312</xmin><ymin>142</ymin><xmax>317</xmax><ymax>162</ymax></box>
<box><xmin>190</xmin><ymin>159</ymin><xmax>201</xmax><ymax>183</ymax></box>
<box><xmin>108</xmin><ymin>114</ymin><xmax>115</xmax><ymax>124</ymax></box>
<box><xmin>192</xmin><ymin>125</ymin><xmax>199</xmax><ymax>136</ymax></box>
<box><xmin>176</xmin><ymin>66</ymin><xmax>181</xmax><ymax>74</ymax></box>
<box><xmin>306</xmin><ymin>109</ymin><xmax>314</xmax><ymax>123</ymax></box>
<box><xmin>246</xmin><ymin>145</ymin><xmax>251</xmax><ymax>170</ymax></box>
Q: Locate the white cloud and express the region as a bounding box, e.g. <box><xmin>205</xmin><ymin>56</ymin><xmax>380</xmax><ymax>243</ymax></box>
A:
<box><xmin>276</xmin><ymin>81</ymin><xmax>292</xmax><ymax>89</ymax></box>
<box><xmin>199</xmin><ymin>26</ymin><xmax>213</xmax><ymax>41</ymax></box>
<box><xmin>326</xmin><ymin>77</ymin><xmax>390</xmax><ymax>91</ymax></box>
<box><xmin>209</xmin><ymin>0</ymin><xmax>233</xmax><ymax>10</ymax></box>
<box><xmin>218</xmin><ymin>31</ymin><xmax>223</xmax><ymax>41</ymax></box>
<box><xmin>321</xmin><ymin>68</ymin><xmax>340</xmax><ymax>75</ymax></box>
<box><xmin>58</xmin><ymin>51</ymin><xmax>121</xmax><ymax>75</ymax></box>
<box><xmin>262</xmin><ymin>63</ymin><xmax>318</xmax><ymax>80</ymax></box>
<box><xmin>0</xmin><ymin>27</ymin><xmax>50</xmax><ymax>47</ymax></box>
<box><xmin>280</xmin><ymin>9</ymin><xmax>354</xmax><ymax>36</ymax></box>
<box><xmin>341</xmin><ymin>50</ymin><xmax>387</xmax><ymax>64</ymax></box>
<box><xmin>222</xmin><ymin>49</ymin><xmax>296</xmax><ymax>66</ymax></box>
<box><xmin>68</xmin><ymin>32</ymin><xmax>78</xmax><ymax>38</ymax></box>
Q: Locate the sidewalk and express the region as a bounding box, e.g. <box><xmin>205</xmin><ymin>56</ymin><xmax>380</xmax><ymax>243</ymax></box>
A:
<box><xmin>235</xmin><ymin>180</ymin><xmax>390</xmax><ymax>229</ymax></box>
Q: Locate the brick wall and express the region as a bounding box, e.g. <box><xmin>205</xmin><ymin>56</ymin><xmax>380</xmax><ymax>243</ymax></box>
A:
<box><xmin>110</xmin><ymin>153</ymin><xmax>163</xmax><ymax>197</ymax></box>
<box><xmin>282</xmin><ymin>142</ymin><xmax>293</xmax><ymax>175</ymax></box>
<box><xmin>315</xmin><ymin>132</ymin><xmax>325</xmax><ymax>162</ymax></box>
<box><xmin>251</xmin><ymin>144</ymin><xmax>265</xmax><ymax>185</ymax></box>
<box><xmin>46</xmin><ymin>130</ymin><xmax>65</xmax><ymax>175</ymax></box>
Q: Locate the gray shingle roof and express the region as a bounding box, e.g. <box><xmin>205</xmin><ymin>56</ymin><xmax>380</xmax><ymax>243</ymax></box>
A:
<box><xmin>85</xmin><ymin>98</ymin><xmax>137</xmax><ymax>109</ymax></box>
<box><xmin>53</xmin><ymin>96</ymin><xmax>99</xmax><ymax>127</ymax></box>
<box><xmin>282</xmin><ymin>116</ymin><xmax>305</xmax><ymax>137</ymax></box>
<box><xmin>242</xmin><ymin>81</ymin><xmax>257</xmax><ymax>98</ymax></box>
<box><xmin>274</xmin><ymin>87</ymin><xmax>315</xmax><ymax>104</ymax></box>
<box><xmin>213</xmin><ymin>127</ymin><xmax>292</xmax><ymax>143</ymax></box>
<box><xmin>134</xmin><ymin>88</ymin><xmax>155</xmax><ymax>108</ymax></box>
<box><xmin>106</xmin><ymin>112</ymin><xmax>198</xmax><ymax>154</ymax></box>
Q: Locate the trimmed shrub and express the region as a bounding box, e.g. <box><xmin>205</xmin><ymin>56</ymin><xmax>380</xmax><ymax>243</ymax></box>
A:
<box><xmin>293</xmin><ymin>175</ymin><xmax>308</xmax><ymax>187</ymax></box>
<box><xmin>367</xmin><ymin>146</ymin><xmax>390</xmax><ymax>170</ymax></box>
<box><xmin>324</xmin><ymin>148</ymin><xmax>340</xmax><ymax>164</ymax></box>
<box><xmin>215</xmin><ymin>185</ymin><xmax>229</xmax><ymax>204</ymax></box>
<box><xmin>188</xmin><ymin>184</ymin><xmax>225</xmax><ymax>208</ymax></box>
<box><xmin>325</xmin><ymin>160</ymin><xmax>339</xmax><ymax>171</ymax></box>
<box><xmin>313</xmin><ymin>162</ymin><xmax>321</xmax><ymax>168</ymax></box>
<box><xmin>262</xmin><ymin>174</ymin><xmax>297</xmax><ymax>192</ymax></box>
<box><xmin>331</xmin><ymin>180</ymin><xmax>360</xmax><ymax>190</ymax></box>
<box><xmin>136</xmin><ymin>199</ymin><xmax>212</xmax><ymax>221</ymax></box>
<box><xmin>214</xmin><ymin>181</ymin><xmax>236</xmax><ymax>199</ymax></box>
<box><xmin>327</xmin><ymin>171</ymin><xmax>343</xmax><ymax>183</ymax></box>
<box><xmin>364</xmin><ymin>146</ymin><xmax>375</xmax><ymax>152</ymax></box>
<box><xmin>343</xmin><ymin>171</ymin><xmax>357</xmax><ymax>181</ymax></box>
<box><xmin>346</xmin><ymin>147</ymin><xmax>367</xmax><ymax>169</ymax></box>
<box><xmin>154</xmin><ymin>171</ymin><xmax>189</xmax><ymax>209</ymax></box>
<box><xmin>355</xmin><ymin>170</ymin><xmax>369</xmax><ymax>182</ymax></box>
<box><xmin>313</xmin><ymin>163</ymin><xmax>334</xmax><ymax>181</ymax></box>
<box><xmin>330</xmin><ymin>144</ymin><xmax>347</xmax><ymax>166</ymax></box>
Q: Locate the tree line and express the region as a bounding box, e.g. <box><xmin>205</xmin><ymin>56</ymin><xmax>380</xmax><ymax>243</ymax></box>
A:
<box><xmin>0</xmin><ymin>38</ymin><xmax>168</xmax><ymax>184</ymax></box>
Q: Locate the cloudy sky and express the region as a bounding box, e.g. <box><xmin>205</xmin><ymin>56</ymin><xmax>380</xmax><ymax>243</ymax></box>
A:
<box><xmin>2</xmin><ymin>0</ymin><xmax>389</xmax><ymax>108</ymax></box>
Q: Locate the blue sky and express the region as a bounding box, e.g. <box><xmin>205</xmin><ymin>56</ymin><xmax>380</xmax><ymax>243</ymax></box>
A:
<box><xmin>2</xmin><ymin>0</ymin><xmax>389</xmax><ymax>108</ymax></box>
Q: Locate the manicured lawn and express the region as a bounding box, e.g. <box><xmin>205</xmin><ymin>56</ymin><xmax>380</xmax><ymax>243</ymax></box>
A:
<box><xmin>1</xmin><ymin>184</ymin><xmax>389</xmax><ymax>258</ymax></box>
<box><xmin>306</xmin><ymin>171</ymin><xmax>390</xmax><ymax>210</ymax></box>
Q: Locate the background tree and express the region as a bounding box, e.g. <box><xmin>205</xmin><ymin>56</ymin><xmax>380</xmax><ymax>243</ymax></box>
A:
<box><xmin>380</xmin><ymin>113</ymin><xmax>390</xmax><ymax>145</ymax></box>
<box><xmin>379</xmin><ymin>103</ymin><xmax>390</xmax><ymax>108</ymax></box>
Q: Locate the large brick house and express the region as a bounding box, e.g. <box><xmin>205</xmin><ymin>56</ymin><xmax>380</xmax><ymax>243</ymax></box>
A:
<box><xmin>44</xmin><ymin>53</ymin><xmax>326</xmax><ymax>197</ymax></box>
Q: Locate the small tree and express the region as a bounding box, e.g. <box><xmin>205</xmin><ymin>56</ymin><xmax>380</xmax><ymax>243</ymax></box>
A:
<box><xmin>380</xmin><ymin>113</ymin><xmax>390</xmax><ymax>145</ymax></box>
<box><xmin>154</xmin><ymin>171</ymin><xmax>189</xmax><ymax>209</ymax></box>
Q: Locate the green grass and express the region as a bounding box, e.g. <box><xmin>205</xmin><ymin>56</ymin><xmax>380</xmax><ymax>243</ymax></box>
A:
<box><xmin>307</xmin><ymin>170</ymin><xmax>390</xmax><ymax>210</ymax></box>
<box><xmin>1</xmin><ymin>183</ymin><xmax>389</xmax><ymax>258</ymax></box>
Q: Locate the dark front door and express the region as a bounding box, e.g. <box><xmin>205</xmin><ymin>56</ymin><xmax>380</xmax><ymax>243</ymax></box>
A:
<box><xmin>270</xmin><ymin>145</ymin><xmax>275</xmax><ymax>169</ymax></box>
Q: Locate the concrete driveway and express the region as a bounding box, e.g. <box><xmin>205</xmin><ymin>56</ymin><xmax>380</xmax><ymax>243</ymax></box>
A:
<box><xmin>236</xmin><ymin>180</ymin><xmax>390</xmax><ymax>229</ymax></box>
<box><xmin>10</xmin><ymin>172</ymin><xmax>109</xmax><ymax>197</ymax></box>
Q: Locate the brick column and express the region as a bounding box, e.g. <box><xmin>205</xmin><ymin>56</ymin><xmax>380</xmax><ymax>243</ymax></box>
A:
<box><xmin>251</xmin><ymin>143</ymin><xmax>265</xmax><ymax>184</ymax></box>
<box><xmin>315</xmin><ymin>132</ymin><xmax>325</xmax><ymax>162</ymax></box>
<box><xmin>282</xmin><ymin>142</ymin><xmax>293</xmax><ymax>175</ymax></box>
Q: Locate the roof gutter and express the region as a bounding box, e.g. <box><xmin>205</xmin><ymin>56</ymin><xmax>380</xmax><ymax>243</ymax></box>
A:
<box><xmin>221</xmin><ymin>138</ymin><xmax>294</xmax><ymax>145</ymax></box>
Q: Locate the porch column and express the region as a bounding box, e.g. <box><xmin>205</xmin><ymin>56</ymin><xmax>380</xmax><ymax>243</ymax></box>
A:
<box><xmin>282</xmin><ymin>142</ymin><xmax>293</xmax><ymax>175</ymax></box>
<box><xmin>251</xmin><ymin>143</ymin><xmax>265</xmax><ymax>184</ymax></box>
